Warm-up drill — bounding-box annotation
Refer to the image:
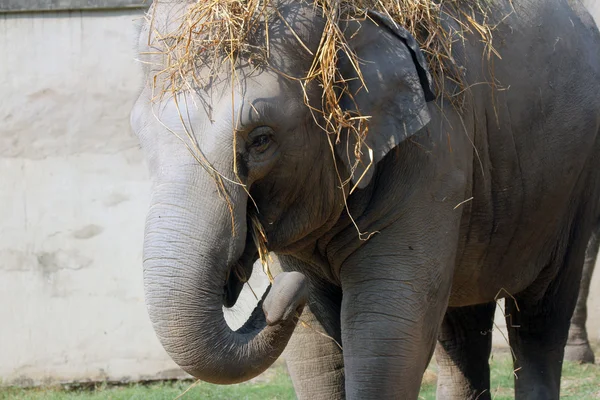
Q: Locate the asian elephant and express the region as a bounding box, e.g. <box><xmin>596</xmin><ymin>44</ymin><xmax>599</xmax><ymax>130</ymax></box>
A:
<box><xmin>130</xmin><ymin>0</ymin><xmax>600</xmax><ymax>399</ymax></box>
<box><xmin>564</xmin><ymin>0</ymin><xmax>600</xmax><ymax>366</ymax></box>
<box><xmin>565</xmin><ymin>219</ymin><xmax>599</xmax><ymax>363</ymax></box>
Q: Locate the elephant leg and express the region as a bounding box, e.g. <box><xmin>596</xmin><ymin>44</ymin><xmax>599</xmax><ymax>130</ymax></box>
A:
<box><xmin>340</xmin><ymin>257</ymin><xmax>452</xmax><ymax>400</ymax></box>
<box><xmin>506</xmin><ymin>226</ymin><xmax>591</xmax><ymax>400</ymax></box>
<box><xmin>279</xmin><ymin>256</ymin><xmax>345</xmax><ymax>400</ymax></box>
<box><xmin>338</xmin><ymin>203</ymin><xmax>460</xmax><ymax>400</ymax></box>
<box><xmin>505</xmin><ymin>293</ymin><xmax>571</xmax><ymax>400</ymax></box>
<box><xmin>435</xmin><ymin>302</ymin><xmax>496</xmax><ymax>400</ymax></box>
<box><xmin>336</xmin><ymin>129</ymin><xmax>465</xmax><ymax>399</ymax></box>
<box><xmin>565</xmin><ymin>220</ymin><xmax>598</xmax><ymax>364</ymax></box>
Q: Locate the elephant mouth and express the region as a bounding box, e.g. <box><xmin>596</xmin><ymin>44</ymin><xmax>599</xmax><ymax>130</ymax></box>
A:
<box><xmin>223</xmin><ymin>229</ymin><xmax>259</xmax><ymax>308</ymax></box>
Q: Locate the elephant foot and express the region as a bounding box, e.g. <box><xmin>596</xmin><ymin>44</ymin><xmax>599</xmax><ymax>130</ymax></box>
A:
<box><xmin>564</xmin><ymin>341</ymin><xmax>595</xmax><ymax>364</ymax></box>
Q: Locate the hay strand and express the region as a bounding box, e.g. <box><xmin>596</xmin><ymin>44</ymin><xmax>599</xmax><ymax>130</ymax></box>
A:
<box><xmin>250</xmin><ymin>214</ymin><xmax>274</xmax><ymax>283</ymax></box>
<box><xmin>144</xmin><ymin>0</ymin><xmax>500</xmax><ymax>275</ymax></box>
<box><xmin>148</xmin><ymin>0</ymin><xmax>498</xmax><ymax>134</ymax></box>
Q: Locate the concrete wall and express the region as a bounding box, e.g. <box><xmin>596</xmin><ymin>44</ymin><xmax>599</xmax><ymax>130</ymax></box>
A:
<box><xmin>0</xmin><ymin>7</ymin><xmax>182</xmax><ymax>385</ymax></box>
<box><xmin>585</xmin><ymin>0</ymin><xmax>600</xmax><ymax>23</ymax></box>
<box><xmin>0</xmin><ymin>6</ymin><xmax>272</xmax><ymax>386</ymax></box>
<box><xmin>0</xmin><ymin>0</ymin><xmax>598</xmax><ymax>387</ymax></box>
<box><xmin>0</xmin><ymin>0</ymin><xmax>146</xmax><ymax>12</ymax></box>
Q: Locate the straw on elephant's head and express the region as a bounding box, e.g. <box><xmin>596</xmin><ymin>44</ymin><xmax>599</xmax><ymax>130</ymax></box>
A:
<box><xmin>143</xmin><ymin>0</ymin><xmax>498</xmax><ymax>268</ymax></box>
<box><xmin>146</xmin><ymin>0</ymin><xmax>496</xmax><ymax>137</ymax></box>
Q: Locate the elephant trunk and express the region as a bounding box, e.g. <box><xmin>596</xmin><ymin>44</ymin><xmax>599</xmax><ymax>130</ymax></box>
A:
<box><xmin>143</xmin><ymin>173</ymin><xmax>307</xmax><ymax>384</ymax></box>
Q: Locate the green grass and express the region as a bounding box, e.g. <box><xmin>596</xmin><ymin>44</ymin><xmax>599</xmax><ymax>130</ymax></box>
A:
<box><xmin>417</xmin><ymin>351</ymin><xmax>600</xmax><ymax>399</ymax></box>
<box><xmin>2</xmin><ymin>353</ymin><xmax>599</xmax><ymax>400</ymax></box>
<box><xmin>0</xmin><ymin>361</ymin><xmax>294</xmax><ymax>400</ymax></box>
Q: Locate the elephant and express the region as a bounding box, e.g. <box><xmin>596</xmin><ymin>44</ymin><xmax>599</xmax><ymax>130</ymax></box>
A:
<box><xmin>565</xmin><ymin>219</ymin><xmax>599</xmax><ymax>363</ymax></box>
<box><xmin>130</xmin><ymin>0</ymin><xmax>600</xmax><ymax>399</ymax></box>
<box><xmin>563</xmin><ymin>0</ymin><xmax>600</xmax><ymax>366</ymax></box>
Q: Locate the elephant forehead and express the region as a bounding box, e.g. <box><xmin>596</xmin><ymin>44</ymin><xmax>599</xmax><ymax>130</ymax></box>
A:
<box><xmin>239</xmin><ymin>72</ymin><xmax>308</xmax><ymax>123</ymax></box>
<box><xmin>151</xmin><ymin>70</ymin><xmax>303</xmax><ymax>152</ymax></box>
<box><xmin>142</xmin><ymin>91</ymin><xmax>226</xmax><ymax>164</ymax></box>
<box><xmin>193</xmin><ymin>67</ymin><xmax>308</xmax><ymax>128</ymax></box>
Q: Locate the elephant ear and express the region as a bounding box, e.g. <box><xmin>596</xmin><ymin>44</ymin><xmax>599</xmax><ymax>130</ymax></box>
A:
<box><xmin>336</xmin><ymin>10</ymin><xmax>436</xmax><ymax>189</ymax></box>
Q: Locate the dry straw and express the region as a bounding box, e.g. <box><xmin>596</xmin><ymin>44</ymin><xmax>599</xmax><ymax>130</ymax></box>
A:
<box><xmin>144</xmin><ymin>0</ymin><xmax>500</xmax><ymax>277</ymax></box>
<box><xmin>147</xmin><ymin>0</ymin><xmax>499</xmax><ymax>124</ymax></box>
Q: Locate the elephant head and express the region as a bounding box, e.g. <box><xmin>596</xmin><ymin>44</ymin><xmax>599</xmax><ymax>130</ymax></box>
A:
<box><xmin>131</xmin><ymin>0</ymin><xmax>435</xmax><ymax>384</ymax></box>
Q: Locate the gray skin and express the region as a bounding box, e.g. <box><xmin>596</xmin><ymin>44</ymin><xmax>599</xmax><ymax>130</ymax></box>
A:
<box><xmin>563</xmin><ymin>0</ymin><xmax>600</xmax><ymax>365</ymax></box>
<box><xmin>131</xmin><ymin>0</ymin><xmax>600</xmax><ymax>399</ymax></box>
<box><xmin>564</xmin><ymin>220</ymin><xmax>598</xmax><ymax>363</ymax></box>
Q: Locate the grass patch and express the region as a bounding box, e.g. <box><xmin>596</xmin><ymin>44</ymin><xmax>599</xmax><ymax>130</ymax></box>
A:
<box><xmin>0</xmin><ymin>361</ymin><xmax>294</xmax><ymax>400</ymax></box>
<box><xmin>418</xmin><ymin>351</ymin><xmax>600</xmax><ymax>400</ymax></box>
<box><xmin>2</xmin><ymin>353</ymin><xmax>599</xmax><ymax>400</ymax></box>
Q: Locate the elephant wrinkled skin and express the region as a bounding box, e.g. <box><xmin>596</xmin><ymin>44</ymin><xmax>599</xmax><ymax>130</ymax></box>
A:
<box><xmin>565</xmin><ymin>219</ymin><xmax>598</xmax><ymax>364</ymax></box>
<box><xmin>564</xmin><ymin>0</ymin><xmax>600</xmax><ymax>366</ymax></box>
<box><xmin>130</xmin><ymin>0</ymin><xmax>600</xmax><ymax>399</ymax></box>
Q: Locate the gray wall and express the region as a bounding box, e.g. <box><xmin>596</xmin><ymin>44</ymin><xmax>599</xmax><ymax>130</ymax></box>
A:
<box><xmin>0</xmin><ymin>0</ymin><xmax>146</xmax><ymax>12</ymax></box>
<box><xmin>585</xmin><ymin>0</ymin><xmax>600</xmax><ymax>23</ymax></box>
<box><xmin>0</xmin><ymin>7</ymin><xmax>182</xmax><ymax>385</ymax></box>
<box><xmin>0</xmin><ymin>7</ymin><xmax>271</xmax><ymax>386</ymax></box>
<box><xmin>0</xmin><ymin>0</ymin><xmax>598</xmax><ymax>387</ymax></box>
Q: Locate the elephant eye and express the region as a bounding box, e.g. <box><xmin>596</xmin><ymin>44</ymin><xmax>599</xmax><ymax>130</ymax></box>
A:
<box><xmin>248</xmin><ymin>126</ymin><xmax>274</xmax><ymax>154</ymax></box>
<box><xmin>252</xmin><ymin>135</ymin><xmax>271</xmax><ymax>151</ymax></box>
